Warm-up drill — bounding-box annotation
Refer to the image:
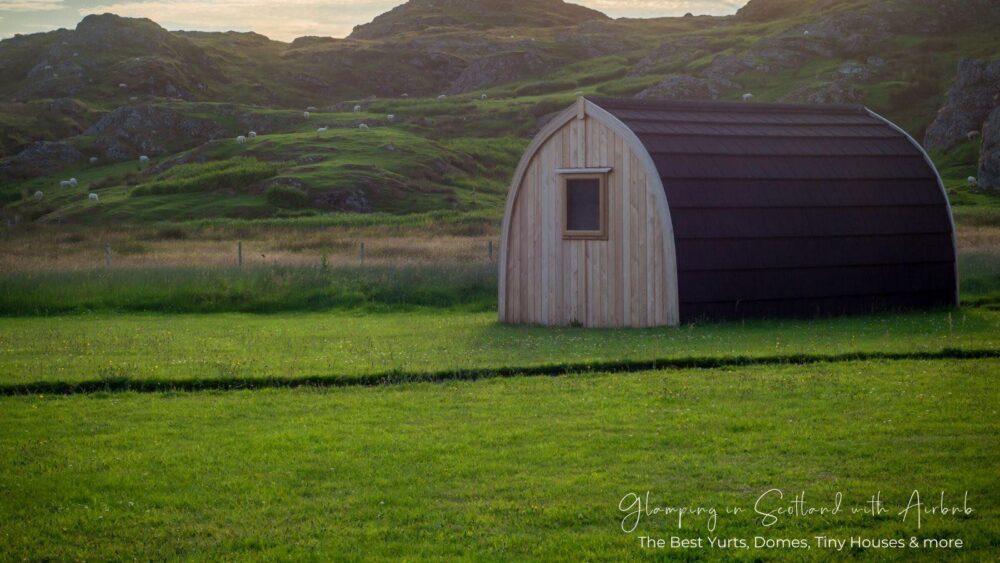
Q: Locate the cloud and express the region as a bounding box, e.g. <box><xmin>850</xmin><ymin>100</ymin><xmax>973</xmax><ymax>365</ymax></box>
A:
<box><xmin>584</xmin><ymin>0</ymin><xmax>744</xmax><ymax>16</ymax></box>
<box><xmin>0</xmin><ymin>0</ymin><xmax>64</xmax><ymax>12</ymax></box>
<box><xmin>82</xmin><ymin>0</ymin><xmax>398</xmax><ymax>41</ymax></box>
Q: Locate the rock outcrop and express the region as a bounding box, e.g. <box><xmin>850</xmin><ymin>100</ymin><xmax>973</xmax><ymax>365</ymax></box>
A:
<box><xmin>349</xmin><ymin>0</ymin><xmax>607</xmax><ymax>40</ymax></box>
<box><xmin>447</xmin><ymin>51</ymin><xmax>550</xmax><ymax>94</ymax></box>
<box><xmin>0</xmin><ymin>141</ymin><xmax>82</xmax><ymax>180</ymax></box>
<box><xmin>924</xmin><ymin>58</ymin><xmax>1000</xmax><ymax>152</ymax></box>
<box><xmin>979</xmin><ymin>107</ymin><xmax>1000</xmax><ymax>191</ymax></box>
<box><xmin>636</xmin><ymin>75</ymin><xmax>738</xmax><ymax>101</ymax></box>
<box><xmin>84</xmin><ymin>105</ymin><xmax>227</xmax><ymax>160</ymax></box>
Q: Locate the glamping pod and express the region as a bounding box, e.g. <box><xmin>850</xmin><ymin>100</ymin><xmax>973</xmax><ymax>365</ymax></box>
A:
<box><xmin>499</xmin><ymin>97</ymin><xmax>958</xmax><ymax>327</ymax></box>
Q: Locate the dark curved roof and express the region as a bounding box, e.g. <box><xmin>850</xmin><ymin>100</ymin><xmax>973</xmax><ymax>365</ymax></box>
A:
<box><xmin>592</xmin><ymin>97</ymin><xmax>957</xmax><ymax>320</ymax></box>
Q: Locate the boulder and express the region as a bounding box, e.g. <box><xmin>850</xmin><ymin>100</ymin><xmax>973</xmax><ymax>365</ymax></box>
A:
<box><xmin>924</xmin><ymin>58</ymin><xmax>1000</xmax><ymax>151</ymax></box>
<box><xmin>979</xmin><ymin>107</ymin><xmax>1000</xmax><ymax>191</ymax></box>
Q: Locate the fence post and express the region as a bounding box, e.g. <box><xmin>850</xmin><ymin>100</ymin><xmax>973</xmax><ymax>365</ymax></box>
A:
<box><xmin>105</xmin><ymin>243</ymin><xmax>112</xmax><ymax>269</ymax></box>
<box><xmin>237</xmin><ymin>240</ymin><xmax>243</xmax><ymax>268</ymax></box>
<box><xmin>488</xmin><ymin>240</ymin><xmax>493</xmax><ymax>262</ymax></box>
<box><xmin>359</xmin><ymin>242</ymin><xmax>366</xmax><ymax>264</ymax></box>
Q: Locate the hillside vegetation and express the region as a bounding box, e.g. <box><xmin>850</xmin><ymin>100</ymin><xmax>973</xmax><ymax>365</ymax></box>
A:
<box><xmin>1</xmin><ymin>0</ymin><xmax>999</xmax><ymax>226</ymax></box>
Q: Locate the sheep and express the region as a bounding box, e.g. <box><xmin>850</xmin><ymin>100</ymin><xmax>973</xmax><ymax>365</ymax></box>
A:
<box><xmin>742</xmin><ymin>92</ymin><xmax>754</xmax><ymax>102</ymax></box>
<box><xmin>358</xmin><ymin>123</ymin><xmax>369</xmax><ymax>131</ymax></box>
<box><xmin>401</xmin><ymin>93</ymin><xmax>409</xmax><ymax>98</ymax></box>
<box><xmin>118</xmin><ymin>83</ymin><xmax>127</xmax><ymax>89</ymax></box>
<box><xmin>89</xmin><ymin>193</ymin><xmax>99</xmax><ymax>202</ymax></box>
<box><xmin>386</xmin><ymin>114</ymin><xmax>396</xmax><ymax>122</ymax></box>
<box><xmin>481</xmin><ymin>94</ymin><xmax>488</xmax><ymax>100</ymax></box>
<box><xmin>803</xmin><ymin>30</ymin><xmax>810</xmax><ymax>36</ymax></box>
<box><xmin>33</xmin><ymin>191</ymin><xmax>44</xmax><ymax>201</ymax></box>
<box><xmin>353</xmin><ymin>105</ymin><xmax>362</xmax><ymax>113</ymax></box>
<box><xmin>968</xmin><ymin>176</ymin><xmax>979</xmax><ymax>188</ymax></box>
<box><xmin>437</xmin><ymin>95</ymin><xmax>447</xmax><ymax>100</ymax></box>
<box><xmin>303</xmin><ymin>111</ymin><xmax>311</xmax><ymax>119</ymax></box>
<box><xmin>316</xmin><ymin>127</ymin><xmax>328</xmax><ymax>134</ymax></box>
<box><xmin>69</xmin><ymin>178</ymin><xmax>78</xmax><ymax>187</ymax></box>
<box><xmin>139</xmin><ymin>155</ymin><xmax>150</xmax><ymax>164</ymax></box>
<box><xmin>967</xmin><ymin>131</ymin><xmax>981</xmax><ymax>141</ymax></box>
<box><xmin>248</xmin><ymin>131</ymin><xmax>257</xmax><ymax>140</ymax></box>
<box><xmin>60</xmin><ymin>180</ymin><xmax>72</xmax><ymax>188</ymax></box>
<box><xmin>236</xmin><ymin>135</ymin><xmax>247</xmax><ymax>144</ymax></box>
<box><xmin>89</xmin><ymin>157</ymin><xmax>99</xmax><ymax>164</ymax></box>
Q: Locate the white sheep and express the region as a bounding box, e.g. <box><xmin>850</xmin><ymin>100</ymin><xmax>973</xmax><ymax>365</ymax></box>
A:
<box><xmin>353</xmin><ymin>105</ymin><xmax>362</xmax><ymax>113</ymax></box>
<box><xmin>386</xmin><ymin>114</ymin><xmax>396</xmax><ymax>122</ymax></box>
<box><xmin>69</xmin><ymin>178</ymin><xmax>78</xmax><ymax>187</ymax></box>
<box><xmin>303</xmin><ymin>111</ymin><xmax>311</xmax><ymax>119</ymax></box>
<box><xmin>803</xmin><ymin>30</ymin><xmax>810</xmax><ymax>36</ymax></box>
<box><xmin>742</xmin><ymin>93</ymin><xmax>754</xmax><ymax>102</ymax></box>
<box><xmin>437</xmin><ymin>95</ymin><xmax>447</xmax><ymax>100</ymax></box>
<box><xmin>89</xmin><ymin>193</ymin><xmax>99</xmax><ymax>201</ymax></box>
<box><xmin>33</xmin><ymin>191</ymin><xmax>44</xmax><ymax>200</ymax></box>
<box><xmin>317</xmin><ymin>127</ymin><xmax>328</xmax><ymax>134</ymax></box>
<box><xmin>89</xmin><ymin>157</ymin><xmax>99</xmax><ymax>164</ymax></box>
<box><xmin>401</xmin><ymin>93</ymin><xmax>409</xmax><ymax>98</ymax></box>
<box><xmin>358</xmin><ymin>123</ymin><xmax>369</xmax><ymax>130</ymax></box>
<box><xmin>236</xmin><ymin>135</ymin><xmax>247</xmax><ymax>144</ymax></box>
<box><xmin>118</xmin><ymin>83</ymin><xmax>127</xmax><ymax>89</ymax></box>
<box><xmin>139</xmin><ymin>155</ymin><xmax>150</xmax><ymax>164</ymax></box>
<box><xmin>59</xmin><ymin>180</ymin><xmax>72</xmax><ymax>188</ymax></box>
<box><xmin>968</xmin><ymin>176</ymin><xmax>979</xmax><ymax>188</ymax></box>
<box><xmin>967</xmin><ymin>131</ymin><xmax>981</xmax><ymax>141</ymax></box>
<box><xmin>248</xmin><ymin>131</ymin><xmax>257</xmax><ymax>139</ymax></box>
<box><xmin>481</xmin><ymin>94</ymin><xmax>488</xmax><ymax>100</ymax></box>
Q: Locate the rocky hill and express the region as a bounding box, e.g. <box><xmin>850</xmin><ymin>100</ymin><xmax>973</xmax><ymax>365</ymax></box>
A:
<box><xmin>1</xmin><ymin>0</ymin><xmax>1000</xmax><ymax>226</ymax></box>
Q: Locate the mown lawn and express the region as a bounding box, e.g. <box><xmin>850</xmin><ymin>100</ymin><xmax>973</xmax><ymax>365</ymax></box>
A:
<box><xmin>0</xmin><ymin>359</ymin><xmax>997</xmax><ymax>560</ymax></box>
<box><xmin>0</xmin><ymin>309</ymin><xmax>998</xmax><ymax>386</ymax></box>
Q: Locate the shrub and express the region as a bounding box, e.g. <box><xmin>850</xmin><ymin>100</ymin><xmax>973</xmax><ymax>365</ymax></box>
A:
<box><xmin>265</xmin><ymin>184</ymin><xmax>309</xmax><ymax>209</ymax></box>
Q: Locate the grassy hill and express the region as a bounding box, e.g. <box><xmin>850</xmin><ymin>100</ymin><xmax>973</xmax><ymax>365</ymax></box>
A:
<box><xmin>1</xmin><ymin>0</ymin><xmax>999</xmax><ymax>227</ymax></box>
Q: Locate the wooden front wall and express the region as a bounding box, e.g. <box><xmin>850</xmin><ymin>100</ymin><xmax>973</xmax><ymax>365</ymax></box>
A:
<box><xmin>503</xmin><ymin>114</ymin><xmax>672</xmax><ymax>327</ymax></box>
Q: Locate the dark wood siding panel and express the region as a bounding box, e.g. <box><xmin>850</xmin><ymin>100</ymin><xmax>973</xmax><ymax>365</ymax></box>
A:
<box><xmin>608</xmin><ymin>108</ymin><xmax>879</xmax><ymax>126</ymax></box>
<box><xmin>626</xmin><ymin>121</ymin><xmax>896</xmax><ymax>138</ymax></box>
<box><xmin>681</xmin><ymin>291</ymin><xmax>956</xmax><ymax>321</ymax></box>
<box><xmin>678</xmin><ymin>262</ymin><xmax>956</xmax><ymax>303</ymax></box>
<box><xmin>676</xmin><ymin>235</ymin><xmax>956</xmax><ymax>271</ymax></box>
<box><xmin>652</xmin><ymin>154</ymin><xmax>933</xmax><ymax>179</ymax></box>
<box><xmin>637</xmin><ymin>135</ymin><xmax>917</xmax><ymax>157</ymax></box>
<box><xmin>670</xmin><ymin>206</ymin><xmax>952</xmax><ymax>238</ymax></box>
<box><xmin>665</xmin><ymin>179</ymin><xmax>946</xmax><ymax>208</ymax></box>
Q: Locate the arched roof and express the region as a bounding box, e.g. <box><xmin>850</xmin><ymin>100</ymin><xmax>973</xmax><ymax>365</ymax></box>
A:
<box><xmin>590</xmin><ymin>97</ymin><xmax>958</xmax><ymax>320</ymax></box>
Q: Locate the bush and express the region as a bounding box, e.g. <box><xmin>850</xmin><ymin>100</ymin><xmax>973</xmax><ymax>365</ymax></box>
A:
<box><xmin>265</xmin><ymin>184</ymin><xmax>309</xmax><ymax>209</ymax></box>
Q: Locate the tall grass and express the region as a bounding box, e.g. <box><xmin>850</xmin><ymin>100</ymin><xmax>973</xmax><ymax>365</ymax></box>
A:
<box><xmin>0</xmin><ymin>263</ymin><xmax>497</xmax><ymax>315</ymax></box>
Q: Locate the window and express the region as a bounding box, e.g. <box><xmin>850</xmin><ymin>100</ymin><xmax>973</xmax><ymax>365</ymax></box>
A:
<box><xmin>562</xmin><ymin>173</ymin><xmax>607</xmax><ymax>240</ymax></box>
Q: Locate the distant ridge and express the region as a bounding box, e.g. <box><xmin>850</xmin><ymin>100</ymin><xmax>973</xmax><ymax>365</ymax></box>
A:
<box><xmin>349</xmin><ymin>0</ymin><xmax>608</xmax><ymax>40</ymax></box>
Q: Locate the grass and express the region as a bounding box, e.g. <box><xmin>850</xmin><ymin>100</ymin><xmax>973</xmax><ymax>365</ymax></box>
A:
<box><xmin>0</xmin><ymin>359</ymin><xmax>997</xmax><ymax>560</ymax></box>
<box><xmin>0</xmin><ymin>308</ymin><xmax>998</xmax><ymax>386</ymax></box>
<box><xmin>0</xmin><ymin>263</ymin><xmax>497</xmax><ymax>316</ymax></box>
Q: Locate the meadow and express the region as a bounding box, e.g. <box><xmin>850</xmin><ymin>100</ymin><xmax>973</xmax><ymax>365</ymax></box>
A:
<box><xmin>1</xmin><ymin>360</ymin><xmax>997</xmax><ymax>560</ymax></box>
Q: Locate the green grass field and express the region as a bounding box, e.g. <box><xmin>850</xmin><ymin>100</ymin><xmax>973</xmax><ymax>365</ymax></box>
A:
<box><xmin>0</xmin><ymin>309</ymin><xmax>998</xmax><ymax>387</ymax></box>
<box><xmin>1</xmin><ymin>359</ymin><xmax>997</xmax><ymax>560</ymax></box>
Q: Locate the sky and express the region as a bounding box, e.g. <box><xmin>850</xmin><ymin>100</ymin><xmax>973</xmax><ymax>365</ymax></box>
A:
<box><xmin>0</xmin><ymin>0</ymin><xmax>744</xmax><ymax>42</ymax></box>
